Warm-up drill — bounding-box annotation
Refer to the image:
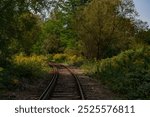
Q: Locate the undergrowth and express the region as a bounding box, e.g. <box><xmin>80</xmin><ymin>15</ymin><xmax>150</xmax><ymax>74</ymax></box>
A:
<box><xmin>0</xmin><ymin>54</ymin><xmax>51</xmax><ymax>91</ymax></box>
<box><xmin>48</xmin><ymin>53</ymin><xmax>84</xmax><ymax>66</ymax></box>
<box><xmin>82</xmin><ymin>46</ymin><xmax>150</xmax><ymax>99</ymax></box>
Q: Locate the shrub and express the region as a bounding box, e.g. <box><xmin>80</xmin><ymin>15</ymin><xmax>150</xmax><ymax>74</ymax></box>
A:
<box><xmin>95</xmin><ymin>46</ymin><xmax>150</xmax><ymax>99</ymax></box>
<box><xmin>50</xmin><ymin>53</ymin><xmax>85</xmax><ymax>66</ymax></box>
<box><xmin>0</xmin><ymin>54</ymin><xmax>51</xmax><ymax>91</ymax></box>
<box><xmin>0</xmin><ymin>66</ymin><xmax>18</xmax><ymax>90</ymax></box>
<box><xmin>12</xmin><ymin>54</ymin><xmax>50</xmax><ymax>79</ymax></box>
<box><xmin>67</xmin><ymin>55</ymin><xmax>84</xmax><ymax>66</ymax></box>
<box><xmin>47</xmin><ymin>54</ymin><xmax>53</xmax><ymax>61</ymax></box>
<box><xmin>52</xmin><ymin>54</ymin><xmax>67</xmax><ymax>62</ymax></box>
<box><xmin>81</xmin><ymin>60</ymin><xmax>97</xmax><ymax>76</ymax></box>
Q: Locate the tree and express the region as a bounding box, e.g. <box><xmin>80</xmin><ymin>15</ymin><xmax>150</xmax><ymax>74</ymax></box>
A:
<box><xmin>76</xmin><ymin>0</ymin><xmax>140</xmax><ymax>59</ymax></box>
<box><xmin>17</xmin><ymin>12</ymin><xmax>42</xmax><ymax>55</ymax></box>
<box><xmin>0</xmin><ymin>0</ymin><xmax>51</xmax><ymax>65</ymax></box>
<box><xmin>0</xmin><ymin>0</ymin><xmax>17</xmax><ymax>64</ymax></box>
<box><xmin>41</xmin><ymin>17</ymin><xmax>64</xmax><ymax>54</ymax></box>
<box><xmin>136</xmin><ymin>29</ymin><xmax>150</xmax><ymax>45</ymax></box>
<box><xmin>39</xmin><ymin>0</ymin><xmax>84</xmax><ymax>54</ymax></box>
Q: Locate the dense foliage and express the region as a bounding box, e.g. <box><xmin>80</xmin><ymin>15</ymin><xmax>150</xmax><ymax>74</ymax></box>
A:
<box><xmin>0</xmin><ymin>54</ymin><xmax>50</xmax><ymax>91</ymax></box>
<box><xmin>83</xmin><ymin>46</ymin><xmax>150</xmax><ymax>99</ymax></box>
<box><xmin>0</xmin><ymin>0</ymin><xmax>150</xmax><ymax>99</ymax></box>
<box><xmin>48</xmin><ymin>53</ymin><xmax>84</xmax><ymax>66</ymax></box>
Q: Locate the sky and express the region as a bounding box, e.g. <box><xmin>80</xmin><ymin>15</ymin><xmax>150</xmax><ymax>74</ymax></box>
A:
<box><xmin>133</xmin><ymin>0</ymin><xmax>150</xmax><ymax>27</ymax></box>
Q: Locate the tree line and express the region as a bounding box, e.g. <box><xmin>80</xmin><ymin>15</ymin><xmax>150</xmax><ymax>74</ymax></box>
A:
<box><xmin>0</xmin><ymin>0</ymin><xmax>150</xmax><ymax>66</ymax></box>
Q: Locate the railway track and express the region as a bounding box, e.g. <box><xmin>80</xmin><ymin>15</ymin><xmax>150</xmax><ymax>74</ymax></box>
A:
<box><xmin>39</xmin><ymin>63</ymin><xmax>85</xmax><ymax>100</ymax></box>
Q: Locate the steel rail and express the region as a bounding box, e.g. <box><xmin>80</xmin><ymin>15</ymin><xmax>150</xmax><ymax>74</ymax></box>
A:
<box><xmin>61</xmin><ymin>65</ymin><xmax>85</xmax><ymax>100</ymax></box>
<box><xmin>39</xmin><ymin>63</ymin><xmax>85</xmax><ymax>100</ymax></box>
<box><xmin>39</xmin><ymin>63</ymin><xmax>58</xmax><ymax>100</ymax></box>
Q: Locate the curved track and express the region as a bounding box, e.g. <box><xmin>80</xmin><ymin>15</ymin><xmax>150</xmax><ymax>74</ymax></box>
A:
<box><xmin>39</xmin><ymin>63</ymin><xmax>85</xmax><ymax>100</ymax></box>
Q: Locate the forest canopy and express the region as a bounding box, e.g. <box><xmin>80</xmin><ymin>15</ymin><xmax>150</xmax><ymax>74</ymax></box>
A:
<box><xmin>0</xmin><ymin>0</ymin><xmax>149</xmax><ymax>62</ymax></box>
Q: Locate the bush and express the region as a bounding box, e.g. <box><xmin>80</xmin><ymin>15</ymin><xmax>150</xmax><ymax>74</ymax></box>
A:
<box><xmin>52</xmin><ymin>54</ymin><xmax>67</xmax><ymax>62</ymax></box>
<box><xmin>81</xmin><ymin>60</ymin><xmax>97</xmax><ymax>76</ymax></box>
<box><xmin>67</xmin><ymin>55</ymin><xmax>84</xmax><ymax>66</ymax></box>
<box><xmin>85</xmin><ymin>46</ymin><xmax>150</xmax><ymax>99</ymax></box>
<box><xmin>0</xmin><ymin>66</ymin><xmax>14</xmax><ymax>91</ymax></box>
<box><xmin>50</xmin><ymin>53</ymin><xmax>85</xmax><ymax>66</ymax></box>
<box><xmin>12</xmin><ymin>54</ymin><xmax>50</xmax><ymax>79</ymax></box>
<box><xmin>0</xmin><ymin>54</ymin><xmax>51</xmax><ymax>91</ymax></box>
